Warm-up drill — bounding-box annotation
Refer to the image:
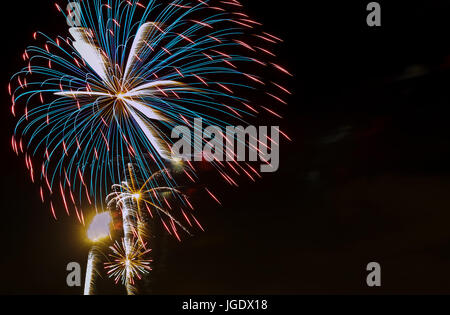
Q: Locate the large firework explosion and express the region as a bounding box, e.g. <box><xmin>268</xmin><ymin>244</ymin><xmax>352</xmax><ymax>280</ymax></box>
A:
<box><xmin>10</xmin><ymin>0</ymin><xmax>290</xmax><ymax>219</ymax></box>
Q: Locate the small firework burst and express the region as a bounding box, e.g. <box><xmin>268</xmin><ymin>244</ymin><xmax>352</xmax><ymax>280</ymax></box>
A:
<box><xmin>105</xmin><ymin>238</ymin><xmax>153</xmax><ymax>286</ymax></box>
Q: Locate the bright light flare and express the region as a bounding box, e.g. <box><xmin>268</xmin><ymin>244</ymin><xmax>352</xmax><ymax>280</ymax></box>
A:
<box><xmin>87</xmin><ymin>212</ymin><xmax>112</xmax><ymax>242</ymax></box>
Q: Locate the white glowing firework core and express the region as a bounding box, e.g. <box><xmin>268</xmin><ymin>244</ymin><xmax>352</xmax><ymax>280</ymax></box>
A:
<box><xmin>87</xmin><ymin>212</ymin><xmax>112</xmax><ymax>242</ymax></box>
<box><xmin>55</xmin><ymin>24</ymin><xmax>192</xmax><ymax>161</ymax></box>
<box><xmin>116</xmin><ymin>92</ymin><xmax>126</xmax><ymax>101</ymax></box>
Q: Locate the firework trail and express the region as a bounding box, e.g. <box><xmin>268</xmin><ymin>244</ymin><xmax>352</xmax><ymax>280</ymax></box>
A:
<box><xmin>84</xmin><ymin>211</ymin><xmax>112</xmax><ymax>295</ymax></box>
<box><xmin>109</xmin><ymin>163</ymin><xmax>141</xmax><ymax>294</ymax></box>
<box><xmin>10</xmin><ymin>0</ymin><xmax>291</xmax><ymax>222</ymax></box>
<box><xmin>84</xmin><ymin>248</ymin><xmax>99</xmax><ymax>295</ymax></box>
<box><xmin>106</xmin><ymin>164</ymin><xmax>195</xmax><ymax>292</ymax></box>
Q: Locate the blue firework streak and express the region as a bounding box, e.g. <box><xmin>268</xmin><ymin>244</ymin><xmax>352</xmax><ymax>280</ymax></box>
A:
<box><xmin>10</xmin><ymin>0</ymin><xmax>291</xmax><ymax>222</ymax></box>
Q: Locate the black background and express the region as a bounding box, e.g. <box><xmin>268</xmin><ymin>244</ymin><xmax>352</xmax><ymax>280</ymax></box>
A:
<box><xmin>2</xmin><ymin>0</ymin><xmax>450</xmax><ymax>295</ymax></box>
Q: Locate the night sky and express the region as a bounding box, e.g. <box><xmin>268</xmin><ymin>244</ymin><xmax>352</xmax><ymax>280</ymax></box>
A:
<box><xmin>2</xmin><ymin>0</ymin><xmax>450</xmax><ymax>294</ymax></box>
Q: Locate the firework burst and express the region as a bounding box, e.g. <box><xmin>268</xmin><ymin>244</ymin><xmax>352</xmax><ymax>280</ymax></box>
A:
<box><xmin>106</xmin><ymin>164</ymin><xmax>198</xmax><ymax>292</ymax></box>
<box><xmin>105</xmin><ymin>238</ymin><xmax>153</xmax><ymax>288</ymax></box>
<box><xmin>10</xmin><ymin>0</ymin><xmax>291</xmax><ymax>221</ymax></box>
<box><xmin>107</xmin><ymin>166</ymin><xmax>197</xmax><ymax>240</ymax></box>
